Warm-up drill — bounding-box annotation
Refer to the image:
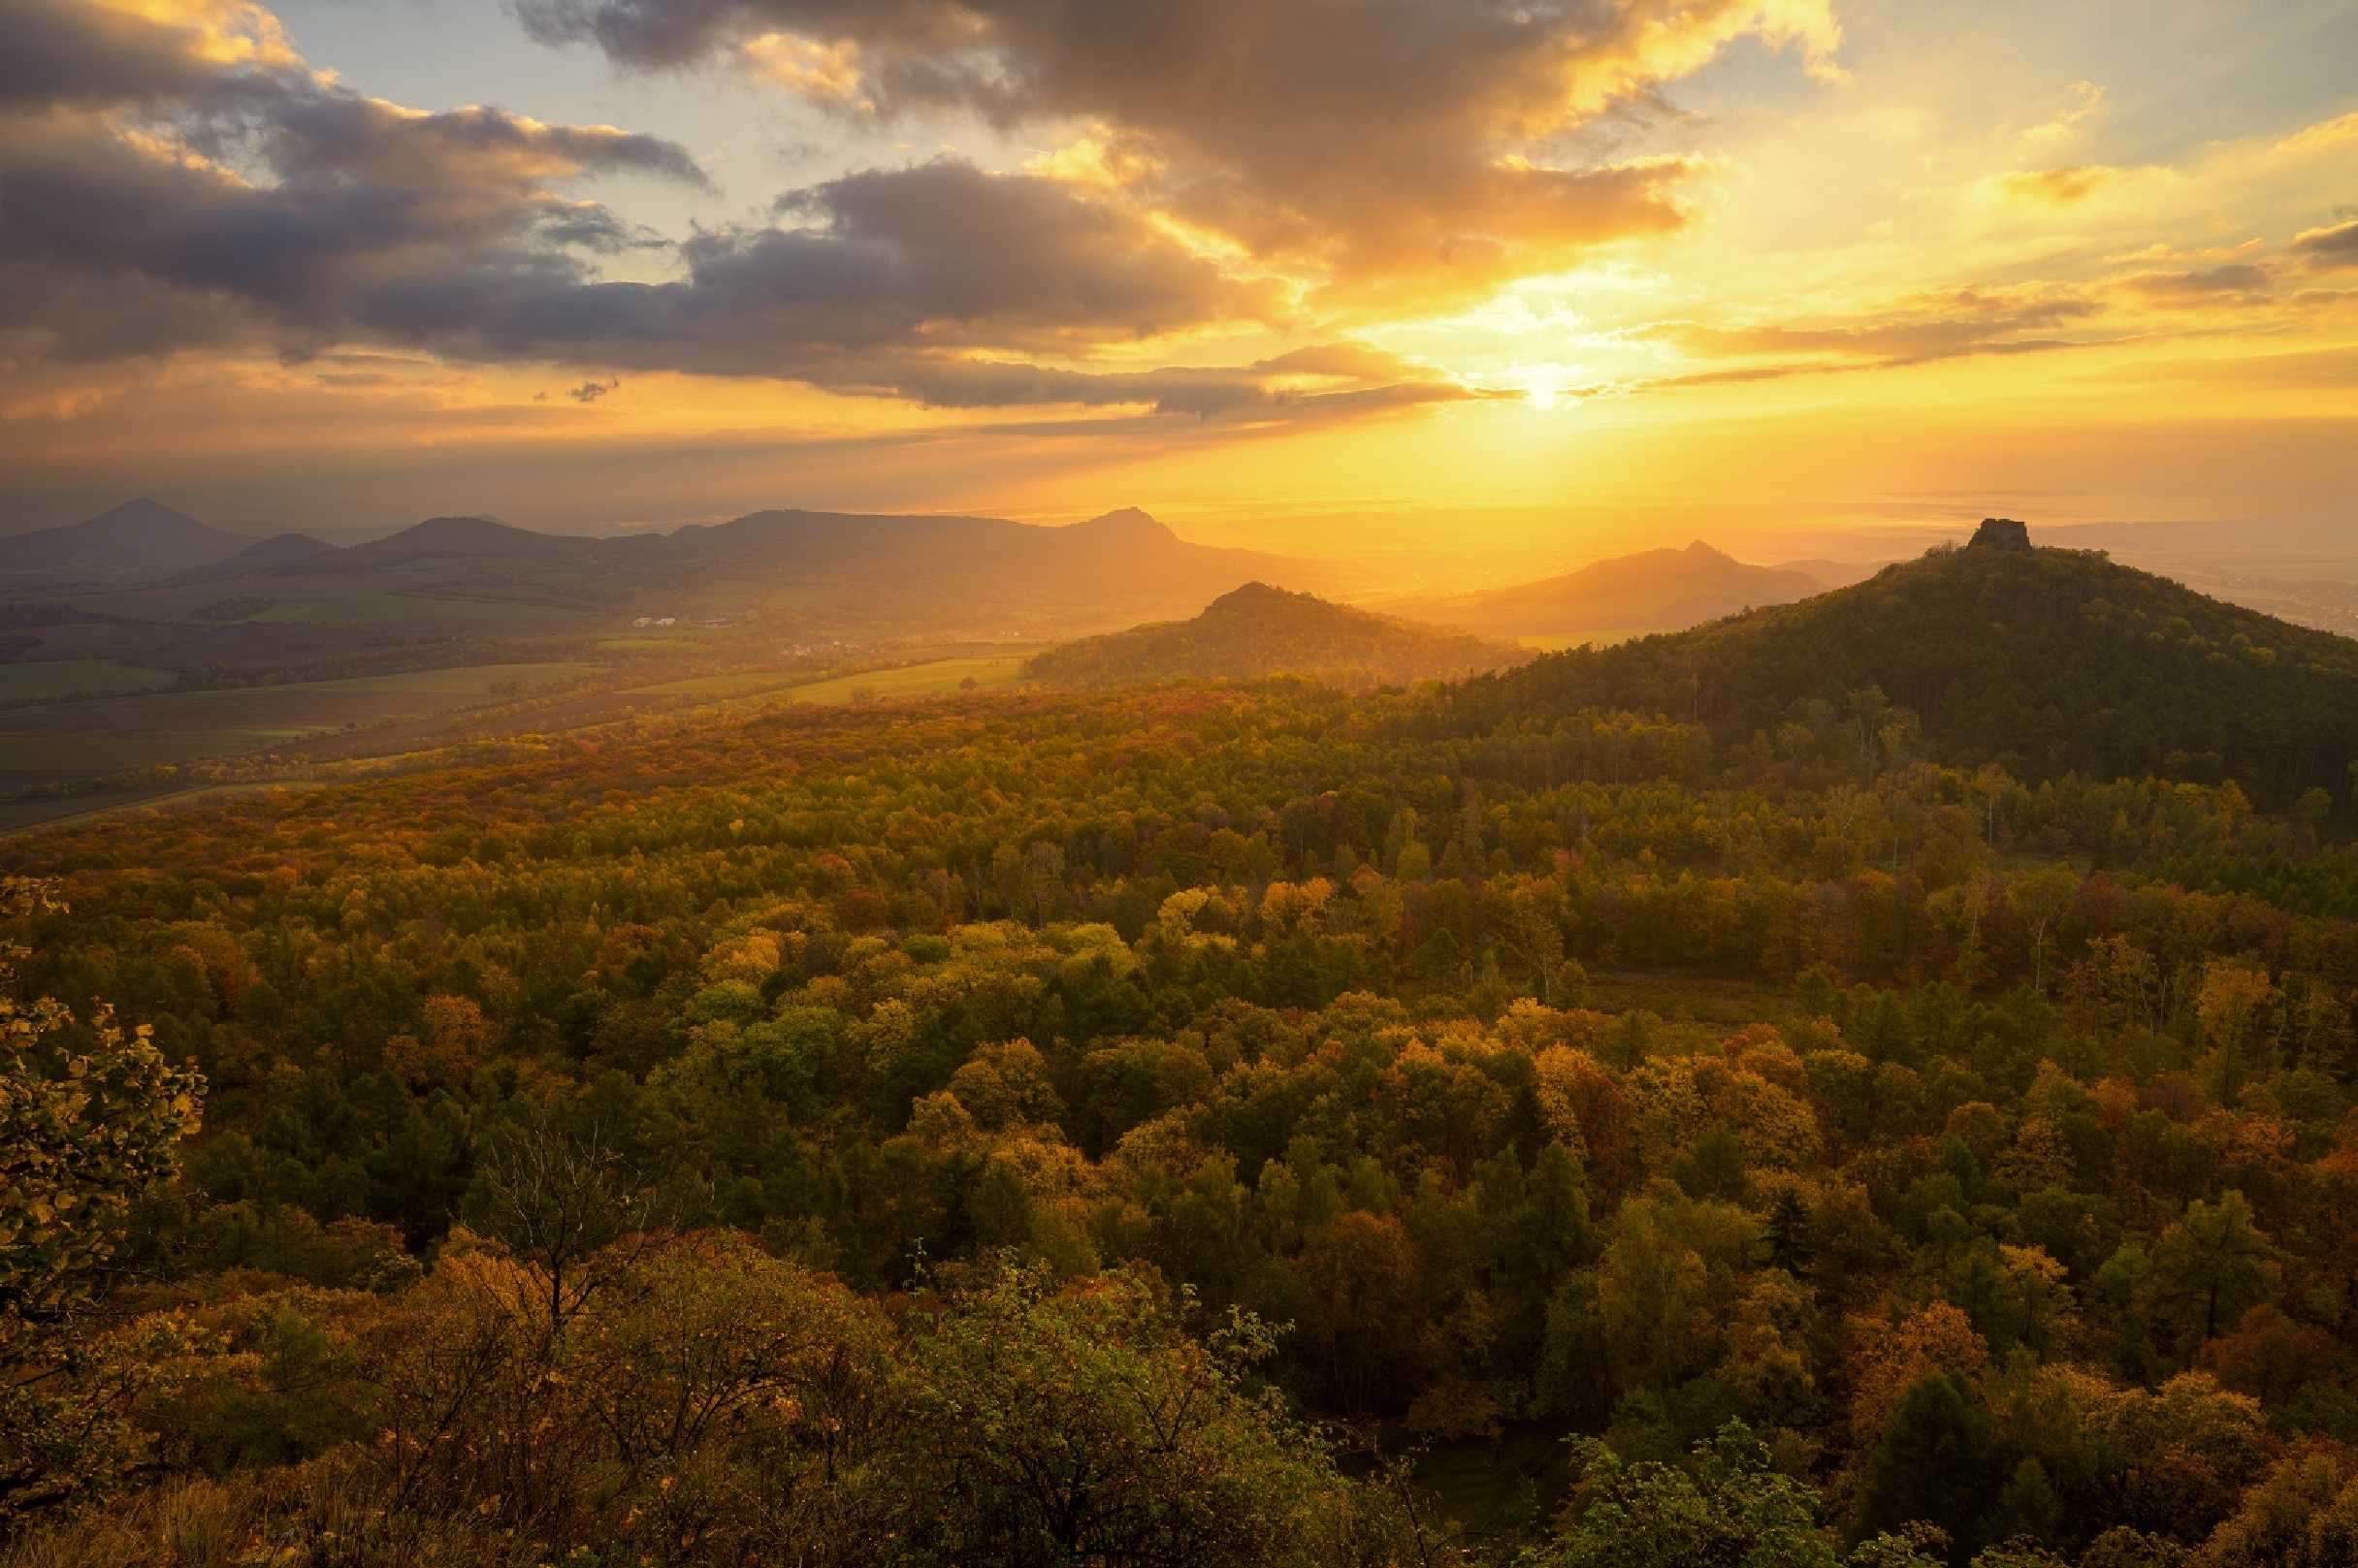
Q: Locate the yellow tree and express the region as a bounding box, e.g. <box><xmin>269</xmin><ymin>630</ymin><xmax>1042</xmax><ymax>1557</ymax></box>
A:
<box><xmin>2196</xmin><ymin>961</ymin><xmax>2280</xmax><ymax>1107</ymax></box>
<box><xmin>1</xmin><ymin>876</ymin><xmax>206</xmax><ymax>1521</ymax></box>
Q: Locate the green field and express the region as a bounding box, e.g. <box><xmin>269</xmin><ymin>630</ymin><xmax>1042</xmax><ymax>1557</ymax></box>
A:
<box><xmin>0</xmin><ymin>661</ymin><xmax>597</xmax><ymax>783</ymax></box>
<box><xmin>0</xmin><ymin>659</ymin><xmax>176</xmax><ymax>702</ymax></box>
<box><xmin>312</xmin><ymin>663</ymin><xmax>597</xmax><ymax>695</ymax></box>
<box><xmin>626</xmin><ymin>670</ymin><xmax>812</xmax><ymax>699</ymax></box>
<box><xmin>72</xmin><ymin>578</ymin><xmax>605</xmax><ymax>628</ymax></box>
<box><xmin>778</xmin><ymin>656</ymin><xmax>1031</xmax><ymax>705</ymax></box>
<box><xmin>624</xmin><ymin>653</ymin><xmax>1036</xmax><ymax>707</ymax></box>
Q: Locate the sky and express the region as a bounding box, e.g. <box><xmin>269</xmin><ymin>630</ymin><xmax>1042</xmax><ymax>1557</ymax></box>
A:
<box><xmin>2</xmin><ymin>0</ymin><xmax>2353</xmax><ymax>571</ymax></box>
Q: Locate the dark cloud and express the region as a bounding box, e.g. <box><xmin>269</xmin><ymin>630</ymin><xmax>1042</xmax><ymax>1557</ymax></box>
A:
<box><xmin>258</xmin><ymin>94</ymin><xmax>712</xmax><ymax>192</ymax></box>
<box><xmin>2</xmin><ymin>0</ymin><xmax>703</xmax><ymax>188</ymax></box>
<box><xmin>1650</xmin><ymin>289</ymin><xmax>2104</xmax><ymax>371</ymax></box>
<box><xmin>2119</xmin><ymin>264</ymin><xmax>2273</xmax><ymax>306</ymax></box>
<box><xmin>750</xmin><ymin>159</ymin><xmax>1273</xmax><ymax>341</ymax></box>
<box><xmin>515</xmin><ymin>0</ymin><xmax>1840</xmax><ymax>306</ymax></box>
<box><xmin>567</xmin><ymin>376</ymin><xmax>620</xmax><ymax>400</ymax></box>
<box><xmin>0</xmin><ymin>0</ymin><xmax>298</xmax><ymax>112</ymax></box>
<box><xmin>0</xmin><ymin>1</ymin><xmax>716</xmax><ymax>362</ymax></box>
<box><xmin>322</xmin><ymin>159</ymin><xmax>1278</xmax><ymax>379</ymax></box>
<box><xmin>2290</xmin><ymin>218</ymin><xmax>2358</xmax><ymax>270</ymax></box>
<box><xmin>1631</xmin><ymin>336</ymin><xmax>2084</xmax><ymax>392</ymax></box>
<box><xmin>1998</xmin><ymin>166</ymin><xmax>2114</xmax><ymax>205</ymax></box>
<box><xmin>0</xmin><ymin>107</ymin><xmax>681</xmax><ymax>361</ymax></box>
<box><xmin>820</xmin><ymin>344</ymin><xmax>1495</xmax><ymax>419</ymax></box>
<box><xmin>534</xmin><ymin>202</ymin><xmax>672</xmax><ymax>253</ymax></box>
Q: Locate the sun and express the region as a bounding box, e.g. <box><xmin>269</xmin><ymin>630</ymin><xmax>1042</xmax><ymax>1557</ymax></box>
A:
<box><xmin>1492</xmin><ymin>362</ymin><xmax>1590</xmax><ymax>412</ymax></box>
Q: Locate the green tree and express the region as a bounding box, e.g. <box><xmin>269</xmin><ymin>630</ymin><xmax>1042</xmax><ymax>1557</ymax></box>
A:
<box><xmin>1533</xmin><ymin>1421</ymin><xmax>1942</xmax><ymax>1567</ymax></box>
<box><xmin>889</xmin><ymin>1260</ymin><xmax>1401</xmax><ymax>1567</ymax></box>
<box><xmin>2146</xmin><ymin>1192</ymin><xmax>2281</xmax><ymax>1350</ymax></box>
<box><xmin>1857</xmin><ymin>1372</ymin><xmax>1994</xmax><ymax>1556</ymax></box>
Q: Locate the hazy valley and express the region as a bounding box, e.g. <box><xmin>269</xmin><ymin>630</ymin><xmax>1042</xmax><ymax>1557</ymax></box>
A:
<box><xmin>12</xmin><ymin>497</ymin><xmax>2354</xmax><ymax>834</ymax></box>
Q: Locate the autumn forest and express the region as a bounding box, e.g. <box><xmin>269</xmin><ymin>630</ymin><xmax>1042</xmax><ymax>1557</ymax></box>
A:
<box><xmin>14</xmin><ymin>0</ymin><xmax>2358</xmax><ymax>1556</ymax></box>
<box><xmin>4</xmin><ymin>521</ymin><xmax>2358</xmax><ymax>1568</ymax></box>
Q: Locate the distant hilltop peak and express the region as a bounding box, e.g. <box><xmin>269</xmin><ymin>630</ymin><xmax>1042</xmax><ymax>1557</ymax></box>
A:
<box><xmin>99</xmin><ymin>496</ymin><xmax>190</xmax><ymax>521</ymax></box>
<box><xmin>408</xmin><ymin>514</ymin><xmax>514</xmax><ymax>539</ymax></box>
<box><xmin>2</xmin><ymin>496</ymin><xmax>247</xmax><ymax>578</ymax></box>
<box><xmin>1028</xmin><ymin>578</ymin><xmax>1528</xmax><ymax>689</ymax></box>
<box><xmin>83</xmin><ymin>497</ymin><xmax>210</xmax><ymax>534</ymax></box>
<box><xmin>1070</xmin><ymin>506</ymin><xmax>1177</xmax><ymax>541</ymax></box>
<box><xmin>1969</xmin><ymin>518</ymin><xmax>2033</xmax><ymax>552</ymax></box>
<box><xmin>1209</xmin><ymin>580</ymin><xmax>1299</xmax><ymax>609</ymax></box>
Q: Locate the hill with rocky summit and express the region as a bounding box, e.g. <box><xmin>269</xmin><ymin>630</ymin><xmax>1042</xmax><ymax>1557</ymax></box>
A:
<box><xmin>1438</xmin><ymin>519</ymin><xmax>2358</xmax><ymax>805</ymax></box>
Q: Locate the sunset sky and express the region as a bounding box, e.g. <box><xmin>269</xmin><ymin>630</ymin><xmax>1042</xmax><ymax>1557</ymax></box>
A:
<box><xmin>4</xmin><ymin>0</ymin><xmax>2354</xmax><ymax>564</ymax></box>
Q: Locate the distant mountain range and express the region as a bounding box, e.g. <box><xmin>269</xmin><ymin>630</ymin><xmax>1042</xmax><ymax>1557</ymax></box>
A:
<box><xmin>1027</xmin><ymin>582</ymin><xmax>1530</xmax><ymax>689</ymax></box>
<box><xmin>288</xmin><ymin>505</ymin><xmax>1323</xmax><ymax>631</ymax></box>
<box><xmin>5</xmin><ymin>500</ymin><xmax>1330</xmax><ymax>638</ymax></box>
<box><xmin>1392</xmin><ymin>540</ymin><xmax>1828</xmax><ymax>642</ymax></box>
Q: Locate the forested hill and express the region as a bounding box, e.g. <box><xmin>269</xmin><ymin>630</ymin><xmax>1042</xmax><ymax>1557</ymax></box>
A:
<box><xmin>1437</xmin><ymin>520</ymin><xmax>2358</xmax><ymax>807</ymax></box>
<box><xmin>1026</xmin><ymin>580</ymin><xmax>1531</xmax><ymax>688</ymax></box>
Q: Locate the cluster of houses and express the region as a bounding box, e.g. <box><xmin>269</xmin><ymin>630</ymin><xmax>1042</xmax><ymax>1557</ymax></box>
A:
<box><xmin>630</xmin><ymin>613</ymin><xmax>736</xmax><ymax>629</ymax></box>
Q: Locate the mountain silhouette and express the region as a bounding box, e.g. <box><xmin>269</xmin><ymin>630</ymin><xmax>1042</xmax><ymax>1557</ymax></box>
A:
<box><xmin>1027</xmin><ymin>580</ymin><xmax>1529</xmax><ymax>689</ymax></box>
<box><xmin>1396</xmin><ymin>539</ymin><xmax>1825</xmax><ymax>641</ymax></box>
<box><xmin>3</xmin><ymin>498</ymin><xmax>250</xmax><ymax>578</ymax></box>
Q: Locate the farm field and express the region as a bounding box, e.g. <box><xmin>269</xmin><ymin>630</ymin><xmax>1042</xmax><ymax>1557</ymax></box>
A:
<box><xmin>777</xmin><ymin>654</ymin><xmax>1031</xmax><ymax>704</ymax></box>
<box><xmin>0</xmin><ymin>657</ymin><xmax>176</xmax><ymax>702</ymax></box>
<box><xmin>69</xmin><ymin>578</ymin><xmax>610</xmax><ymax>628</ymax></box>
<box><xmin>622</xmin><ymin>669</ymin><xmax>814</xmax><ymax>699</ymax></box>
<box><xmin>623</xmin><ymin>648</ymin><xmax>1040</xmax><ymax>705</ymax></box>
<box><xmin>0</xmin><ymin>661</ymin><xmax>597</xmax><ymax>787</ymax></box>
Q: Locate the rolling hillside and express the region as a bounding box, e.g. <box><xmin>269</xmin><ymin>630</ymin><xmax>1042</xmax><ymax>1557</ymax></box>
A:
<box><xmin>1026</xmin><ymin>581</ymin><xmax>1530</xmax><ymax>688</ymax></box>
<box><xmin>1441</xmin><ymin>518</ymin><xmax>2358</xmax><ymax>804</ymax></box>
<box><xmin>1397</xmin><ymin>539</ymin><xmax>1826</xmax><ymax>642</ymax></box>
